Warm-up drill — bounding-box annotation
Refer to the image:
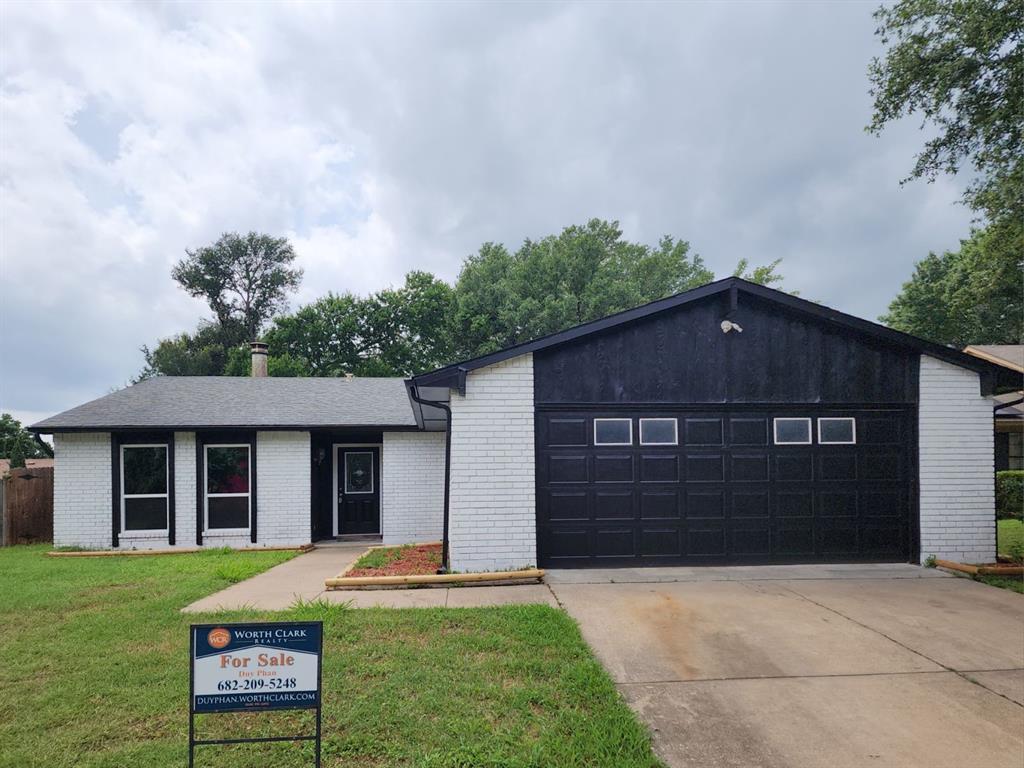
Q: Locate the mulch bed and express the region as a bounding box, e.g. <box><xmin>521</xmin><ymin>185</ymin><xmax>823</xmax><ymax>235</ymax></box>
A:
<box><xmin>347</xmin><ymin>543</ymin><xmax>442</xmax><ymax>577</ymax></box>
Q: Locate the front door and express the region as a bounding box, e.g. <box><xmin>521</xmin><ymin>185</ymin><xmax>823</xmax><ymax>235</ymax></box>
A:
<box><xmin>336</xmin><ymin>447</ymin><xmax>380</xmax><ymax>535</ymax></box>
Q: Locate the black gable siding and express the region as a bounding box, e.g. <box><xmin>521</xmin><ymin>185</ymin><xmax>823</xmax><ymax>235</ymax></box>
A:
<box><xmin>534</xmin><ymin>293</ymin><xmax>919</xmax><ymax>405</ymax></box>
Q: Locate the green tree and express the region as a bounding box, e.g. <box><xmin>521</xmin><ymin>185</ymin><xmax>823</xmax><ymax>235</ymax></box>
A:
<box><xmin>867</xmin><ymin>0</ymin><xmax>1023</xmax><ymax>222</ymax></box>
<box><xmin>881</xmin><ymin>221</ymin><xmax>1023</xmax><ymax>346</ymax></box>
<box><xmin>451</xmin><ymin>219</ymin><xmax>781</xmax><ymax>358</ymax></box>
<box><xmin>172</xmin><ymin>232</ymin><xmax>303</xmax><ymax>342</ymax></box>
<box><xmin>0</xmin><ymin>414</ymin><xmax>52</xmax><ymax>469</ymax></box>
<box><xmin>227</xmin><ymin>272</ymin><xmax>455</xmax><ymax>377</ymax></box>
<box><xmin>137</xmin><ymin>322</ymin><xmax>238</xmax><ymax>380</ymax></box>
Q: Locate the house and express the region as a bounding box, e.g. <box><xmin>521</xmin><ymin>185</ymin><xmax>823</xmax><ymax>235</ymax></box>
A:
<box><xmin>964</xmin><ymin>345</ymin><xmax>1023</xmax><ymax>471</ymax></box>
<box><xmin>31</xmin><ymin>278</ymin><xmax>1022</xmax><ymax>568</ymax></box>
<box><xmin>0</xmin><ymin>458</ymin><xmax>54</xmax><ymax>477</ymax></box>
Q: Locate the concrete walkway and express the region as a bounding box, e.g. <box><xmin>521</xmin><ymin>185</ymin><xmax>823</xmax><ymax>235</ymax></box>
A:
<box><xmin>546</xmin><ymin>564</ymin><xmax>1024</xmax><ymax>768</ymax></box>
<box><xmin>182</xmin><ymin>542</ymin><xmax>556</xmax><ymax>612</ymax></box>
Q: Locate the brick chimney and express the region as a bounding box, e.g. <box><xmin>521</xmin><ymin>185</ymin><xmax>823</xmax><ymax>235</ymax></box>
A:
<box><xmin>250</xmin><ymin>341</ymin><xmax>268</xmax><ymax>377</ymax></box>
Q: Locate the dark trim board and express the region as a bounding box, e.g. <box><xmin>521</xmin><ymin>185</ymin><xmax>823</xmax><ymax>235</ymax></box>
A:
<box><xmin>32</xmin><ymin>424</ymin><xmax>420</xmax><ymax>435</ymax></box>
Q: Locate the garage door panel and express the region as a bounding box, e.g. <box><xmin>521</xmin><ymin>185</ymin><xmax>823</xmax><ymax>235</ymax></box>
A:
<box><xmin>688</xmin><ymin>527</ymin><xmax>726</xmax><ymax>556</ymax></box>
<box><xmin>819</xmin><ymin>454</ymin><xmax>857</xmax><ymax>481</ymax></box>
<box><xmin>640</xmin><ymin>491</ymin><xmax>680</xmax><ymax>519</ymax></box>
<box><xmin>689</xmin><ymin>490</ymin><xmax>726</xmax><ymax>519</ymax></box>
<box><xmin>685</xmin><ymin>418</ymin><xmax>723</xmax><ymax>445</ymax></box>
<box><xmin>594</xmin><ymin>491</ymin><xmax>634</xmax><ymax>520</ymax></box>
<box><xmin>731</xmin><ymin>490</ymin><xmax>770</xmax><ymax>518</ymax></box>
<box><xmin>861</xmin><ymin>453</ymin><xmax>902</xmax><ymax>481</ymax></box>
<box><xmin>687</xmin><ymin>454</ymin><xmax>724</xmax><ymax>482</ymax></box>
<box><xmin>732</xmin><ymin>454</ymin><xmax>769</xmax><ymax>482</ymax></box>
<box><xmin>776</xmin><ymin>490</ymin><xmax>813</xmax><ymax>518</ymax></box>
<box><xmin>860</xmin><ymin>417</ymin><xmax>903</xmax><ymax>445</ymax></box>
<box><xmin>818</xmin><ymin>490</ymin><xmax>858</xmax><ymax>517</ymax></box>
<box><xmin>543</xmin><ymin>527</ymin><xmax>589</xmax><ymax>559</ymax></box>
<box><xmin>730</xmin><ymin>418</ymin><xmax>768</xmax><ymax>445</ymax></box>
<box><xmin>817</xmin><ymin>522</ymin><xmax>859</xmax><ymax>554</ymax></box>
<box><xmin>549</xmin><ymin>455</ymin><xmax>588</xmax><ymax>483</ymax></box>
<box><xmin>537</xmin><ymin>408</ymin><xmax>911</xmax><ymax>566</ymax></box>
<box><xmin>775</xmin><ymin>526</ymin><xmax>815</xmax><ymax>555</ymax></box>
<box><xmin>640</xmin><ymin>454</ymin><xmax>679</xmax><ymax>482</ymax></box>
<box><xmin>593</xmin><ymin>527</ymin><xmax>635</xmax><ymax>557</ymax></box>
<box><xmin>594</xmin><ymin>455</ymin><xmax>633</xmax><ymax>482</ymax></box>
<box><xmin>545</xmin><ymin>491</ymin><xmax>589</xmax><ymax>522</ymax></box>
<box><xmin>545</xmin><ymin>417</ymin><xmax>589</xmax><ymax>446</ymax></box>
<box><xmin>639</xmin><ymin>526</ymin><xmax>682</xmax><ymax>557</ymax></box>
<box><xmin>776</xmin><ymin>454</ymin><xmax>813</xmax><ymax>481</ymax></box>
<box><xmin>731</xmin><ymin>526</ymin><xmax>771</xmax><ymax>555</ymax></box>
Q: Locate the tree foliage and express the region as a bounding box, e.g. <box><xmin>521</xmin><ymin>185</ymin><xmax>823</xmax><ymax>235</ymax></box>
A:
<box><xmin>172</xmin><ymin>231</ymin><xmax>303</xmax><ymax>343</ymax></box>
<box><xmin>451</xmin><ymin>219</ymin><xmax>716</xmax><ymax>357</ymax></box>
<box><xmin>226</xmin><ymin>271</ymin><xmax>455</xmax><ymax>377</ymax></box>
<box><xmin>880</xmin><ymin>219</ymin><xmax>1023</xmax><ymax>346</ymax></box>
<box><xmin>867</xmin><ymin>0</ymin><xmax>1023</xmax><ymax>222</ymax></box>
<box><xmin>144</xmin><ymin>220</ymin><xmax>788</xmax><ymax>378</ymax></box>
<box><xmin>0</xmin><ymin>413</ymin><xmax>51</xmax><ymax>469</ymax></box>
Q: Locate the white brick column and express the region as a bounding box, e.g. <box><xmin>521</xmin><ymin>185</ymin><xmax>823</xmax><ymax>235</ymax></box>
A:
<box><xmin>918</xmin><ymin>355</ymin><xmax>995</xmax><ymax>563</ymax></box>
<box><xmin>175</xmin><ymin>432</ymin><xmax>197</xmax><ymax>546</ymax></box>
<box><xmin>253</xmin><ymin>431</ymin><xmax>310</xmax><ymax>547</ymax></box>
<box><xmin>53</xmin><ymin>432</ymin><xmax>112</xmax><ymax>549</ymax></box>
<box><xmin>381</xmin><ymin>431</ymin><xmax>446</xmax><ymax>545</ymax></box>
<box><xmin>448</xmin><ymin>354</ymin><xmax>536</xmax><ymax>572</ymax></box>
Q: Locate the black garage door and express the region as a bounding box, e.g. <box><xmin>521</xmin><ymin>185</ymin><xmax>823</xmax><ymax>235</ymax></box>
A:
<box><xmin>536</xmin><ymin>409</ymin><xmax>913</xmax><ymax>567</ymax></box>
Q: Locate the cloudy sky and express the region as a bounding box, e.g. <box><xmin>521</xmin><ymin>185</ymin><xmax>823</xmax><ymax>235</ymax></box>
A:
<box><xmin>1</xmin><ymin>1</ymin><xmax>971</xmax><ymax>427</ymax></box>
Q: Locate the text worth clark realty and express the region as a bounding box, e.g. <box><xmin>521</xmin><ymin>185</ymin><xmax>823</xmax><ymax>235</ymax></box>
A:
<box><xmin>190</xmin><ymin>621</ymin><xmax>323</xmax><ymax>713</ymax></box>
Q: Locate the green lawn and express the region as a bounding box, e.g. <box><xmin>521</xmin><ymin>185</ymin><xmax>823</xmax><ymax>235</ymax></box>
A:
<box><xmin>0</xmin><ymin>546</ymin><xmax>661</xmax><ymax>768</ymax></box>
<box><xmin>997</xmin><ymin>518</ymin><xmax>1024</xmax><ymax>558</ymax></box>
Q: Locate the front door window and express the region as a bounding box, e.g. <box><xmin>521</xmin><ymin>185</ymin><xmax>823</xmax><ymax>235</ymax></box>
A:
<box><xmin>344</xmin><ymin>451</ymin><xmax>373</xmax><ymax>494</ymax></box>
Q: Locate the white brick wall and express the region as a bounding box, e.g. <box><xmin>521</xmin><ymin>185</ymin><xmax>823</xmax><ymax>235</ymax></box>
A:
<box><xmin>381</xmin><ymin>431</ymin><xmax>446</xmax><ymax>545</ymax></box>
<box><xmin>175</xmin><ymin>432</ymin><xmax>197</xmax><ymax>546</ymax></box>
<box><xmin>53</xmin><ymin>430</ymin><xmax>312</xmax><ymax>550</ymax></box>
<box><xmin>249</xmin><ymin>431</ymin><xmax>310</xmax><ymax>547</ymax></box>
<box><xmin>919</xmin><ymin>355</ymin><xmax>995</xmax><ymax>563</ymax></box>
<box><xmin>53</xmin><ymin>432</ymin><xmax>112</xmax><ymax>549</ymax></box>
<box><xmin>448</xmin><ymin>354</ymin><xmax>536</xmax><ymax>572</ymax></box>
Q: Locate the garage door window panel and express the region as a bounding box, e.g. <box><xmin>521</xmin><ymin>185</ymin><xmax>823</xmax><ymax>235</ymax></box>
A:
<box><xmin>818</xmin><ymin>417</ymin><xmax>856</xmax><ymax>444</ymax></box>
<box><xmin>773</xmin><ymin>418</ymin><xmax>812</xmax><ymax>445</ymax></box>
<box><xmin>640</xmin><ymin>418</ymin><xmax>678</xmax><ymax>445</ymax></box>
<box><xmin>594</xmin><ymin>419</ymin><xmax>632</xmax><ymax>446</ymax></box>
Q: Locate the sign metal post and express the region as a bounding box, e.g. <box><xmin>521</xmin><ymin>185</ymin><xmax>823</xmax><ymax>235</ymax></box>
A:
<box><xmin>188</xmin><ymin>621</ymin><xmax>323</xmax><ymax>767</ymax></box>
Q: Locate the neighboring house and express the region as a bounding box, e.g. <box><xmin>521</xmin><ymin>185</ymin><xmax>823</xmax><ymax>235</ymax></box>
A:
<box><xmin>0</xmin><ymin>458</ymin><xmax>54</xmax><ymax>477</ymax></box>
<box><xmin>964</xmin><ymin>345</ymin><xmax>1023</xmax><ymax>471</ymax></box>
<box><xmin>31</xmin><ymin>278</ymin><xmax>1022</xmax><ymax>567</ymax></box>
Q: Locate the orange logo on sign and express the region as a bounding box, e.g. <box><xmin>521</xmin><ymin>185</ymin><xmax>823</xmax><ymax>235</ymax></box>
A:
<box><xmin>207</xmin><ymin>627</ymin><xmax>231</xmax><ymax>649</ymax></box>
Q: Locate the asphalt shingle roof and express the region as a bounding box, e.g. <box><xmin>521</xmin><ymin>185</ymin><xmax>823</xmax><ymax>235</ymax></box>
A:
<box><xmin>29</xmin><ymin>376</ymin><xmax>417</xmax><ymax>431</ymax></box>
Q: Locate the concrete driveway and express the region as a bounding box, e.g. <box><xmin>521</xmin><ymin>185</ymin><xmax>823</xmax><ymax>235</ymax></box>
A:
<box><xmin>546</xmin><ymin>564</ymin><xmax>1024</xmax><ymax>768</ymax></box>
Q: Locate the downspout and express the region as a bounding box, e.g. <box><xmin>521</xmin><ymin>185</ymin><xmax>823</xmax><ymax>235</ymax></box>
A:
<box><xmin>409</xmin><ymin>385</ymin><xmax>452</xmax><ymax>573</ymax></box>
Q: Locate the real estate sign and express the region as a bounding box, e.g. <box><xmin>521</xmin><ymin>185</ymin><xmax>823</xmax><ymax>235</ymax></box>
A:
<box><xmin>190</xmin><ymin>621</ymin><xmax>322</xmax><ymax>713</ymax></box>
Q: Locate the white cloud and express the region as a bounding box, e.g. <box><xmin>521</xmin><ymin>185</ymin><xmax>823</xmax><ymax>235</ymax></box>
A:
<box><xmin>0</xmin><ymin>0</ymin><xmax>973</xmax><ymax>422</ymax></box>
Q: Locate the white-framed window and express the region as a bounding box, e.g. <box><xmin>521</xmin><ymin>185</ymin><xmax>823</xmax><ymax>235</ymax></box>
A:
<box><xmin>818</xmin><ymin>417</ymin><xmax>856</xmax><ymax>444</ymax></box>
<box><xmin>204</xmin><ymin>444</ymin><xmax>251</xmax><ymax>531</ymax></box>
<box><xmin>639</xmin><ymin>418</ymin><xmax>678</xmax><ymax>445</ymax></box>
<box><xmin>120</xmin><ymin>444</ymin><xmax>169</xmax><ymax>532</ymax></box>
<box><xmin>344</xmin><ymin>451</ymin><xmax>374</xmax><ymax>494</ymax></box>
<box><xmin>594</xmin><ymin>418</ymin><xmax>633</xmax><ymax>446</ymax></box>
<box><xmin>773</xmin><ymin>418</ymin><xmax>812</xmax><ymax>445</ymax></box>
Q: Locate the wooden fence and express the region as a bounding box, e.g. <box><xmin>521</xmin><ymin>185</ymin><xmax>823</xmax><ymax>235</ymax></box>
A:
<box><xmin>2</xmin><ymin>466</ymin><xmax>54</xmax><ymax>545</ymax></box>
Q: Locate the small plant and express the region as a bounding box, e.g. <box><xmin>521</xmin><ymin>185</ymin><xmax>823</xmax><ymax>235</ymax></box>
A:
<box><xmin>923</xmin><ymin>554</ymin><xmax>938</xmax><ymax>568</ymax></box>
<box><xmin>1007</xmin><ymin>541</ymin><xmax>1024</xmax><ymax>566</ymax></box>
<box><xmin>996</xmin><ymin>470</ymin><xmax>1024</xmax><ymax>521</ymax></box>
